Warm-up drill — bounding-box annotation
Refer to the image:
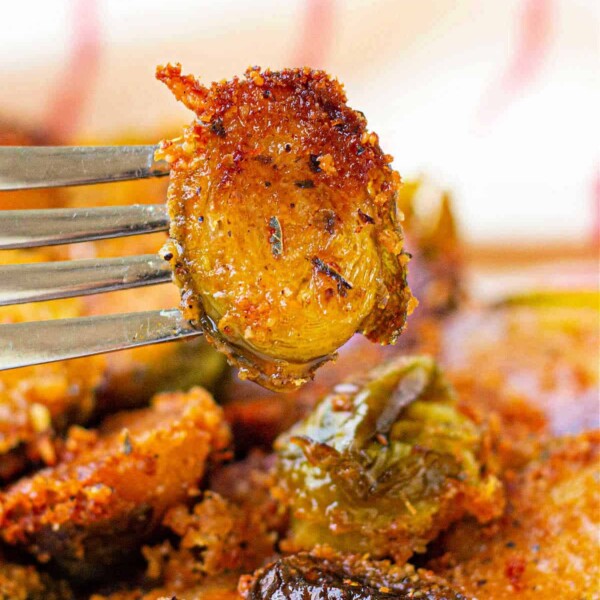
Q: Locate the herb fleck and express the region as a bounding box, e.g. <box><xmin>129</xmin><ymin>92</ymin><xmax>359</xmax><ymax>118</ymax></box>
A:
<box><xmin>311</xmin><ymin>257</ymin><xmax>352</xmax><ymax>296</ymax></box>
<box><xmin>295</xmin><ymin>179</ymin><xmax>315</xmax><ymax>189</ymax></box>
<box><xmin>357</xmin><ymin>208</ymin><xmax>375</xmax><ymax>224</ymax></box>
<box><xmin>269</xmin><ymin>216</ymin><xmax>283</xmax><ymax>257</ymax></box>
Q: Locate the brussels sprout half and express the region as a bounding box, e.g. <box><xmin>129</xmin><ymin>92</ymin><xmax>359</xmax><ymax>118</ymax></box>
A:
<box><xmin>275</xmin><ymin>355</ymin><xmax>503</xmax><ymax>562</ymax></box>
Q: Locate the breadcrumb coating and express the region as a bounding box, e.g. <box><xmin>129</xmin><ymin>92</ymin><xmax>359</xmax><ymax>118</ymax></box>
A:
<box><xmin>431</xmin><ymin>431</ymin><xmax>600</xmax><ymax>598</ymax></box>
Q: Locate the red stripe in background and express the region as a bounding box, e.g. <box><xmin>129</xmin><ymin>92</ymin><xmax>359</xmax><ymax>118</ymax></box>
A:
<box><xmin>477</xmin><ymin>0</ymin><xmax>553</xmax><ymax>127</ymax></box>
<box><xmin>292</xmin><ymin>0</ymin><xmax>336</xmax><ymax>67</ymax></box>
<box><xmin>45</xmin><ymin>0</ymin><xmax>102</xmax><ymax>142</ymax></box>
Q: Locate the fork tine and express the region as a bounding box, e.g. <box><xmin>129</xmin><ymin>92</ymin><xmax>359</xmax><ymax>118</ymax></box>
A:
<box><xmin>0</xmin><ymin>309</ymin><xmax>200</xmax><ymax>370</ymax></box>
<box><xmin>0</xmin><ymin>254</ymin><xmax>171</xmax><ymax>306</ymax></box>
<box><xmin>0</xmin><ymin>204</ymin><xmax>168</xmax><ymax>249</ymax></box>
<box><xmin>0</xmin><ymin>145</ymin><xmax>169</xmax><ymax>190</ymax></box>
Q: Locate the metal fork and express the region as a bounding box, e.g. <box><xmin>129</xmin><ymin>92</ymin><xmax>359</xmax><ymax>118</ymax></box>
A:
<box><xmin>0</xmin><ymin>145</ymin><xmax>202</xmax><ymax>371</ymax></box>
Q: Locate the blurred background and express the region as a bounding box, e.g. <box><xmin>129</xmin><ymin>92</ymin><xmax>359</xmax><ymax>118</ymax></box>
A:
<box><xmin>0</xmin><ymin>0</ymin><xmax>598</xmax><ymax>259</ymax></box>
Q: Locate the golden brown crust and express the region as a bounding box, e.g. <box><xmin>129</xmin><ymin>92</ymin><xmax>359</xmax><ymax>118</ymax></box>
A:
<box><xmin>142</xmin><ymin>491</ymin><xmax>275</xmax><ymax>589</ymax></box>
<box><xmin>1</xmin><ymin>71</ymin><xmax>597</xmax><ymax>600</ymax></box>
<box><xmin>431</xmin><ymin>431</ymin><xmax>600</xmax><ymax>598</ymax></box>
<box><xmin>157</xmin><ymin>64</ymin><xmax>414</xmax><ymax>390</ymax></box>
<box><xmin>93</xmin><ymin>454</ymin><xmax>279</xmax><ymax>600</ymax></box>
<box><xmin>451</xmin><ymin>304</ymin><xmax>599</xmax><ymax>435</ymax></box>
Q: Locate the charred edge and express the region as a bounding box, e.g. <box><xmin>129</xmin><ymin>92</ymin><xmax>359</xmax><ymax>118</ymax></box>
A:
<box><xmin>357</xmin><ymin>209</ymin><xmax>375</xmax><ymax>224</ymax></box>
<box><xmin>210</xmin><ymin>118</ymin><xmax>226</xmax><ymax>137</ymax></box>
<box><xmin>309</xmin><ymin>154</ymin><xmax>322</xmax><ymax>173</ymax></box>
<box><xmin>311</xmin><ymin>257</ymin><xmax>352</xmax><ymax>297</ymax></box>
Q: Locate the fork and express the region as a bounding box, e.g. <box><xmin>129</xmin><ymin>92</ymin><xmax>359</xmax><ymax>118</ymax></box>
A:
<box><xmin>0</xmin><ymin>145</ymin><xmax>202</xmax><ymax>371</ymax></box>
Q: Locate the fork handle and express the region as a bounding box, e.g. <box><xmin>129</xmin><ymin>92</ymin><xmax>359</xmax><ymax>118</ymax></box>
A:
<box><xmin>0</xmin><ymin>254</ymin><xmax>171</xmax><ymax>306</ymax></box>
<box><xmin>0</xmin><ymin>309</ymin><xmax>200</xmax><ymax>370</ymax></box>
<box><xmin>0</xmin><ymin>145</ymin><xmax>169</xmax><ymax>190</ymax></box>
<box><xmin>0</xmin><ymin>205</ymin><xmax>169</xmax><ymax>249</ymax></box>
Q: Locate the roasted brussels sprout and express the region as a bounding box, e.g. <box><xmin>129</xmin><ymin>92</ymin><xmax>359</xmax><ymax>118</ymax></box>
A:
<box><xmin>397</xmin><ymin>178</ymin><xmax>463</xmax><ymax>314</ymax></box>
<box><xmin>275</xmin><ymin>356</ymin><xmax>503</xmax><ymax>562</ymax></box>
<box><xmin>240</xmin><ymin>550</ymin><xmax>469</xmax><ymax>599</ymax></box>
<box><xmin>156</xmin><ymin>64</ymin><xmax>414</xmax><ymax>390</ymax></box>
<box><xmin>0</xmin><ymin>388</ymin><xmax>231</xmax><ymax>581</ymax></box>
